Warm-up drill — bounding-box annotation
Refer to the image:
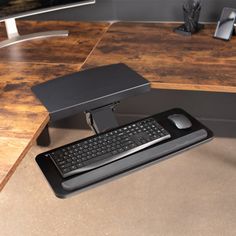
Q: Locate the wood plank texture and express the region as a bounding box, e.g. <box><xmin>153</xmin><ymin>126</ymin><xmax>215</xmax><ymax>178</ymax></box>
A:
<box><xmin>0</xmin><ymin>21</ymin><xmax>110</xmax><ymax>190</ymax></box>
<box><xmin>82</xmin><ymin>22</ymin><xmax>236</xmax><ymax>93</ymax></box>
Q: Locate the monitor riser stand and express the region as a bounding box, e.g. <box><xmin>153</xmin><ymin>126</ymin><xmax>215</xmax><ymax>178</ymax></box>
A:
<box><xmin>0</xmin><ymin>18</ymin><xmax>68</xmax><ymax>48</ymax></box>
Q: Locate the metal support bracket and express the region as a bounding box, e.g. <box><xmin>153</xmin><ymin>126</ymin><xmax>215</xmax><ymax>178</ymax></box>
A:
<box><xmin>85</xmin><ymin>103</ymin><xmax>119</xmax><ymax>134</ymax></box>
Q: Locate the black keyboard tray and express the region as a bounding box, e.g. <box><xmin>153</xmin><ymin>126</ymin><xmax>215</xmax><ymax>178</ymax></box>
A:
<box><xmin>36</xmin><ymin>108</ymin><xmax>213</xmax><ymax>198</ymax></box>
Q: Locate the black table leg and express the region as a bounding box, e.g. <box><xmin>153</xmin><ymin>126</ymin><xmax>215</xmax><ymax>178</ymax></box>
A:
<box><xmin>37</xmin><ymin>124</ymin><xmax>51</xmax><ymax>147</ymax></box>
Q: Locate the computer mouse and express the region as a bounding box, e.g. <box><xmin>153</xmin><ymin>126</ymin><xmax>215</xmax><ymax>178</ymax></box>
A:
<box><xmin>168</xmin><ymin>114</ymin><xmax>192</xmax><ymax>129</ymax></box>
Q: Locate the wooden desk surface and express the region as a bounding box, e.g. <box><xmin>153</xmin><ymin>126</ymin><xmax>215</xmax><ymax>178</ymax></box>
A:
<box><xmin>0</xmin><ymin>21</ymin><xmax>110</xmax><ymax>190</ymax></box>
<box><xmin>83</xmin><ymin>22</ymin><xmax>236</xmax><ymax>93</ymax></box>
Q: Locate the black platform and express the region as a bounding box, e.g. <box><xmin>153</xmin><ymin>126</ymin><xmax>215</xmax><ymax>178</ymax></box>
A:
<box><xmin>36</xmin><ymin>108</ymin><xmax>213</xmax><ymax>198</ymax></box>
<box><xmin>32</xmin><ymin>63</ymin><xmax>150</xmax><ymax>121</ymax></box>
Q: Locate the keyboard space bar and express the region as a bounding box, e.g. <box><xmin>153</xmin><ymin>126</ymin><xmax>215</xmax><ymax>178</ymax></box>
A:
<box><xmin>62</xmin><ymin>129</ymin><xmax>208</xmax><ymax>191</ymax></box>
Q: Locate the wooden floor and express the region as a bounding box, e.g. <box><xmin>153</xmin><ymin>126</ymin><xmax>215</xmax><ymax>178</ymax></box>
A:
<box><xmin>0</xmin><ymin>21</ymin><xmax>110</xmax><ymax>190</ymax></box>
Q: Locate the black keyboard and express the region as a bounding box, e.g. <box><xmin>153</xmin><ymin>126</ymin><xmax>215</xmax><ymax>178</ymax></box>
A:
<box><xmin>48</xmin><ymin>117</ymin><xmax>171</xmax><ymax>178</ymax></box>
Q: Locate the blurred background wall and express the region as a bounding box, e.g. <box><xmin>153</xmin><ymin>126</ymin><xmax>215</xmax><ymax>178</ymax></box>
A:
<box><xmin>28</xmin><ymin>0</ymin><xmax>236</xmax><ymax>22</ymax></box>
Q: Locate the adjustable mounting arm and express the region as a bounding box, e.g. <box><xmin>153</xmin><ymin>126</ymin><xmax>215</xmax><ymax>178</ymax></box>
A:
<box><xmin>85</xmin><ymin>103</ymin><xmax>119</xmax><ymax>134</ymax></box>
